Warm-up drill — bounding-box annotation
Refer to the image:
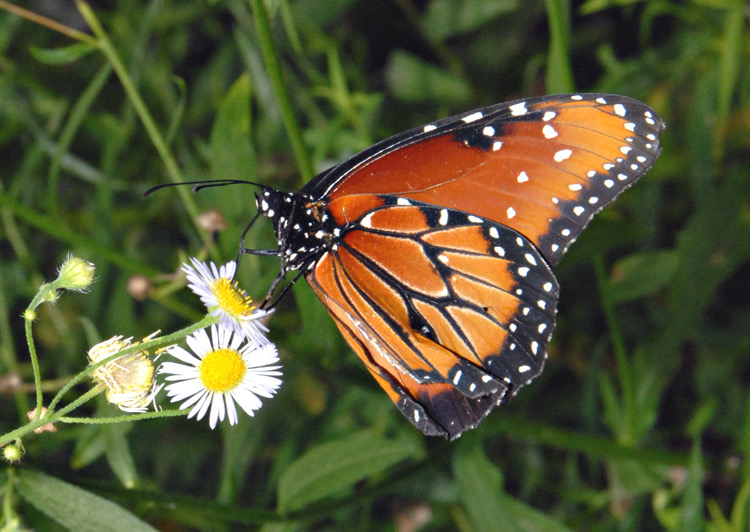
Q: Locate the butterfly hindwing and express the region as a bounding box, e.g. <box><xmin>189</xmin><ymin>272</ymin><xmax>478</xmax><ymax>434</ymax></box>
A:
<box><xmin>305</xmin><ymin>195</ymin><xmax>559</xmax><ymax>438</ymax></box>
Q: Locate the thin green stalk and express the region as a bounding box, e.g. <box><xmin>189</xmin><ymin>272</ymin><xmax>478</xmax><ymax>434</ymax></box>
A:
<box><xmin>544</xmin><ymin>0</ymin><xmax>574</xmax><ymax>93</ymax></box>
<box><xmin>75</xmin><ymin>1</ymin><xmax>200</xmax><ymax>220</ymax></box>
<box><xmin>0</xmin><ymin>0</ymin><xmax>95</xmax><ymax>44</ymax></box>
<box><xmin>715</xmin><ymin>0</ymin><xmax>743</xmax><ymax>160</ymax></box>
<box><xmin>249</xmin><ymin>0</ymin><xmax>314</xmax><ymax>185</ymax></box>
<box><xmin>60</xmin><ymin>409</ymin><xmax>188</xmax><ymax>424</ymax></box>
<box><xmin>24</xmin><ymin>284</ymin><xmax>60</xmax><ymax>419</ymax></box>
<box><xmin>23</xmin><ymin>315</ymin><xmax>43</xmax><ymax>419</ymax></box>
<box><xmin>593</xmin><ymin>254</ymin><xmax>635</xmax><ymax>445</ymax></box>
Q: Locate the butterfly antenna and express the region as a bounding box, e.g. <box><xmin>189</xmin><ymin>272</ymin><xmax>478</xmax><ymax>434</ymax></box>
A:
<box><xmin>142</xmin><ymin>179</ymin><xmax>264</xmax><ymax>198</ymax></box>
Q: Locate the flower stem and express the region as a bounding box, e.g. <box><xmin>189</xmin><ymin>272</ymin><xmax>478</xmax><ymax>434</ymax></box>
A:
<box><xmin>60</xmin><ymin>409</ymin><xmax>189</xmax><ymax>424</ymax></box>
<box><xmin>249</xmin><ymin>0</ymin><xmax>314</xmax><ymax>184</ymax></box>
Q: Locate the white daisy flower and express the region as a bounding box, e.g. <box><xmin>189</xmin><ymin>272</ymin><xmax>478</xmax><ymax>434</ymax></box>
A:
<box><xmin>159</xmin><ymin>325</ymin><xmax>282</xmax><ymax>428</ymax></box>
<box><xmin>88</xmin><ymin>333</ymin><xmax>162</xmax><ymax>413</ymax></box>
<box><xmin>182</xmin><ymin>258</ymin><xmax>272</xmax><ymax>345</ymax></box>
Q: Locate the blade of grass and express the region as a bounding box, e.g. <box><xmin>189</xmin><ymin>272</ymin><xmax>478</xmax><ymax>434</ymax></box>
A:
<box><xmin>248</xmin><ymin>0</ymin><xmax>314</xmax><ymax>185</ymax></box>
<box><xmin>75</xmin><ymin>2</ymin><xmax>200</xmax><ymax>222</ymax></box>
<box><xmin>544</xmin><ymin>0</ymin><xmax>575</xmax><ymax>93</ymax></box>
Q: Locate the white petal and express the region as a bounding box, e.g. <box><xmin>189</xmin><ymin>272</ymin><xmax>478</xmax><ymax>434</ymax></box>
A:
<box><xmin>231</xmin><ymin>387</ymin><xmax>263</xmax><ymax>415</ymax></box>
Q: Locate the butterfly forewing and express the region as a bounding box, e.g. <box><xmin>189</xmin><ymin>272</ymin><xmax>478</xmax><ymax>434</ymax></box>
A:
<box><xmin>302</xmin><ymin>94</ymin><xmax>665</xmax><ymax>266</ymax></box>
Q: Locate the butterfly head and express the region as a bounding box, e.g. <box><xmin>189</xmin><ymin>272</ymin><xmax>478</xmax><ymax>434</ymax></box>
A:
<box><xmin>256</xmin><ymin>188</ymin><xmax>331</xmax><ymax>272</ymax></box>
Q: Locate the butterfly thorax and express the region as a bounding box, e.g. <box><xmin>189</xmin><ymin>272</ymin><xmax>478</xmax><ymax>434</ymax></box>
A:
<box><xmin>256</xmin><ymin>187</ymin><xmax>331</xmax><ymax>272</ymax></box>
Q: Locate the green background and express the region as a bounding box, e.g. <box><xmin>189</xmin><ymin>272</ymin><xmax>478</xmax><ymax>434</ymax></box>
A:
<box><xmin>1</xmin><ymin>0</ymin><xmax>749</xmax><ymax>530</ymax></box>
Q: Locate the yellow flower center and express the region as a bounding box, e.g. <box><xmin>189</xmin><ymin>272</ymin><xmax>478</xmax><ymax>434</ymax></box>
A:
<box><xmin>212</xmin><ymin>278</ymin><xmax>255</xmax><ymax>317</ymax></box>
<box><xmin>199</xmin><ymin>348</ymin><xmax>246</xmax><ymax>393</ymax></box>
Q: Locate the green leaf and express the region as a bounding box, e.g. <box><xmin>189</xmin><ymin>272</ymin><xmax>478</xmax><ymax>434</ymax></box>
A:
<box><xmin>276</xmin><ymin>431</ymin><xmax>423</xmax><ymax>513</ymax></box>
<box><xmin>15</xmin><ymin>470</ymin><xmax>157</xmax><ymax>532</ymax></box>
<box><xmin>423</xmin><ymin>0</ymin><xmax>518</xmax><ymax>40</ymax></box>
<box><xmin>210</xmin><ymin>74</ymin><xmax>256</xmax><ymax>182</ymax></box>
<box><xmin>677</xmin><ymin>441</ymin><xmax>705</xmax><ymax>532</ymax></box>
<box><xmin>608</xmin><ymin>250</ymin><xmax>680</xmax><ymax>303</ymax></box>
<box><xmin>103</xmin><ymin>423</ymin><xmax>139</xmax><ymax>489</ymax></box>
<box><xmin>453</xmin><ymin>438</ymin><xmax>573</xmax><ymax>532</ymax></box>
<box><xmin>29</xmin><ymin>43</ymin><xmax>97</xmax><ymax>65</ymax></box>
<box><xmin>385</xmin><ymin>51</ymin><xmax>471</xmax><ymax>105</ymax></box>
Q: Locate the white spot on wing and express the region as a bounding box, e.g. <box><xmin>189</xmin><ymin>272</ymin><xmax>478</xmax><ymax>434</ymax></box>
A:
<box><xmin>462</xmin><ymin>111</ymin><xmax>483</xmax><ymax>123</ymax></box>
<box><xmin>542</xmin><ymin>111</ymin><xmax>556</xmax><ymax>121</ymax></box>
<box><xmin>494</xmin><ymin>246</ymin><xmax>505</xmax><ymax>257</ymax></box>
<box><xmin>492</xmin><ymin>141</ymin><xmax>503</xmax><ymax>151</ymax></box>
<box><xmin>361</xmin><ymin>213</ymin><xmax>374</xmax><ymax>228</ymax></box>
<box><xmin>483</xmin><ymin>126</ymin><xmax>495</xmax><ymax>137</ymax></box>
<box><xmin>517</xmin><ymin>171</ymin><xmax>529</xmax><ymax>183</ymax></box>
<box><xmin>439</xmin><ymin>209</ymin><xmax>448</xmax><ymax>225</ymax></box>
<box><xmin>554</xmin><ymin>149</ymin><xmax>573</xmax><ymax>162</ymax></box>
<box><xmin>489</xmin><ymin>227</ymin><xmax>499</xmax><ymax>239</ymax></box>
<box><xmin>569</xmin><ymin>183</ymin><xmax>582</xmax><ymax>191</ymax></box>
<box><xmin>396</xmin><ymin>198</ymin><xmax>411</xmax><ymax>205</ymax></box>
<box><xmin>518</xmin><ymin>267</ymin><xmax>529</xmax><ymax>277</ymax></box>
<box><xmin>543</xmin><ymin>125</ymin><xmax>558</xmax><ymax>138</ymax></box>
<box><xmin>509</xmin><ymin>102</ymin><xmax>528</xmax><ymax>116</ymax></box>
<box><xmin>468</xmin><ymin>215</ymin><xmax>483</xmax><ymax>223</ymax></box>
<box><xmin>507</xmin><ymin>207</ymin><xmax>516</xmax><ymax>219</ymax></box>
<box><xmin>613</xmin><ymin>103</ymin><xmax>626</xmax><ymax>116</ymax></box>
<box><xmin>423</xmin><ymin>124</ymin><xmax>437</xmax><ymax>132</ymax></box>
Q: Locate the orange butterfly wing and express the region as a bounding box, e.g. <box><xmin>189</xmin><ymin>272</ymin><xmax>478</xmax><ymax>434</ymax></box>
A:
<box><xmin>306</xmin><ymin>195</ymin><xmax>558</xmax><ymax>438</ymax></box>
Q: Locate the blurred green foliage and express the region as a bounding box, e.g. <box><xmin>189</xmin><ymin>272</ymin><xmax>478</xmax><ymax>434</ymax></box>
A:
<box><xmin>1</xmin><ymin>0</ymin><xmax>750</xmax><ymax>530</ymax></box>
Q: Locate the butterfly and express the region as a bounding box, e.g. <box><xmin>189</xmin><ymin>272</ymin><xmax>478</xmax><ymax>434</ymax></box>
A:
<box><xmin>172</xmin><ymin>93</ymin><xmax>665</xmax><ymax>439</ymax></box>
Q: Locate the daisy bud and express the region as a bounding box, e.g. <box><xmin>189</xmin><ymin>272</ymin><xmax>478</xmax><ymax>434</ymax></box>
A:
<box><xmin>57</xmin><ymin>255</ymin><xmax>96</xmax><ymax>292</ymax></box>
<box><xmin>3</xmin><ymin>443</ymin><xmax>24</xmax><ymax>463</ymax></box>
